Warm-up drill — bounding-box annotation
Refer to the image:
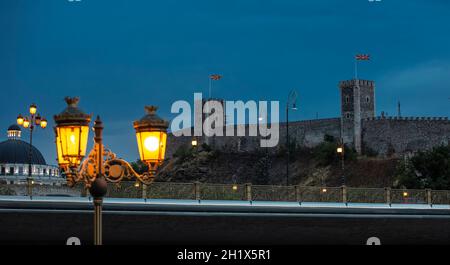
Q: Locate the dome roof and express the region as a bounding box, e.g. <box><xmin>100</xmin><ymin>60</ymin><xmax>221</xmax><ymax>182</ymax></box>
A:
<box><xmin>8</xmin><ymin>124</ymin><xmax>21</xmax><ymax>131</ymax></box>
<box><xmin>0</xmin><ymin>139</ymin><xmax>46</xmax><ymax>165</ymax></box>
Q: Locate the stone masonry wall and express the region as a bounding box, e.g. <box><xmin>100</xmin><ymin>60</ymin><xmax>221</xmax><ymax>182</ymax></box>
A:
<box><xmin>166</xmin><ymin>118</ymin><xmax>342</xmax><ymax>157</ymax></box>
<box><xmin>362</xmin><ymin>117</ymin><xmax>450</xmax><ymax>156</ymax></box>
<box><xmin>166</xmin><ymin>116</ymin><xmax>450</xmax><ymax>158</ymax></box>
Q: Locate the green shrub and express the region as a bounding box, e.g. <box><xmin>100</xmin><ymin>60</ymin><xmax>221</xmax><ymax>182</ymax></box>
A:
<box><xmin>312</xmin><ymin>135</ymin><xmax>356</xmax><ymax>166</ymax></box>
<box><xmin>130</xmin><ymin>159</ymin><xmax>149</xmax><ymax>174</ymax></box>
<box><xmin>395</xmin><ymin>145</ymin><xmax>450</xmax><ymax>190</ymax></box>
<box><xmin>173</xmin><ymin>145</ymin><xmax>195</xmax><ymax>161</ymax></box>
<box><xmin>363</xmin><ymin>146</ymin><xmax>379</xmax><ymax>157</ymax></box>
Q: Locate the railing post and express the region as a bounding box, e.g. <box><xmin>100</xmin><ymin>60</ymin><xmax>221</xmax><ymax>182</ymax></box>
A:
<box><xmin>385</xmin><ymin>187</ymin><xmax>391</xmax><ymax>205</ymax></box>
<box><xmin>142</xmin><ymin>184</ymin><xmax>147</xmax><ymax>199</ymax></box>
<box><xmin>295</xmin><ymin>185</ymin><xmax>301</xmax><ymax>202</ymax></box>
<box><xmin>426</xmin><ymin>189</ymin><xmax>432</xmax><ymax>205</ymax></box>
<box><xmin>194</xmin><ymin>182</ymin><xmax>201</xmax><ymax>201</ymax></box>
<box><xmin>81</xmin><ymin>186</ymin><xmax>87</xmax><ymax>197</ymax></box>
<box><xmin>342</xmin><ymin>186</ymin><xmax>347</xmax><ymax>204</ymax></box>
<box><xmin>245</xmin><ymin>183</ymin><xmax>252</xmax><ymax>202</ymax></box>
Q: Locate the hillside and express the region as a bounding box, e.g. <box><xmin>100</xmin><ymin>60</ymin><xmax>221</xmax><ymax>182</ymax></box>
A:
<box><xmin>155</xmin><ymin>148</ymin><xmax>400</xmax><ymax>188</ymax></box>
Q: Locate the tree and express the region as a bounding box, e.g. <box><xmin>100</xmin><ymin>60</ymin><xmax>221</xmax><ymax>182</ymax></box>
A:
<box><xmin>395</xmin><ymin>145</ymin><xmax>450</xmax><ymax>190</ymax></box>
<box><xmin>130</xmin><ymin>159</ymin><xmax>149</xmax><ymax>175</ymax></box>
<box><xmin>313</xmin><ymin>135</ymin><xmax>356</xmax><ymax>166</ymax></box>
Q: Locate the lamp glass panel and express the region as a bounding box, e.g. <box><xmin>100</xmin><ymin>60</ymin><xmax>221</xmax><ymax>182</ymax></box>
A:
<box><xmin>57</xmin><ymin>125</ymin><xmax>89</xmax><ymax>166</ymax></box>
<box><xmin>55</xmin><ymin>134</ymin><xmax>68</xmax><ymax>166</ymax></box>
<box><xmin>136</xmin><ymin>131</ymin><xmax>167</xmax><ymax>163</ymax></box>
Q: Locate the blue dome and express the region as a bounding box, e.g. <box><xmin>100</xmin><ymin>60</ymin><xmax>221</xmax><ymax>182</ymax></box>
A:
<box><xmin>7</xmin><ymin>124</ymin><xmax>21</xmax><ymax>131</ymax></box>
<box><xmin>0</xmin><ymin>139</ymin><xmax>46</xmax><ymax>165</ymax></box>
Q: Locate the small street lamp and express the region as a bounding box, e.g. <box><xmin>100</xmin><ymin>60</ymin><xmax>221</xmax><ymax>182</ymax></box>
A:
<box><xmin>53</xmin><ymin>97</ymin><xmax>168</xmax><ymax>245</ymax></box>
<box><xmin>286</xmin><ymin>90</ymin><xmax>298</xmax><ymax>186</ymax></box>
<box><xmin>191</xmin><ymin>137</ymin><xmax>198</xmax><ymax>147</ymax></box>
<box><xmin>337</xmin><ymin>145</ymin><xmax>345</xmax><ymax>186</ymax></box>
<box><xmin>16</xmin><ymin>103</ymin><xmax>48</xmax><ymax>196</ymax></box>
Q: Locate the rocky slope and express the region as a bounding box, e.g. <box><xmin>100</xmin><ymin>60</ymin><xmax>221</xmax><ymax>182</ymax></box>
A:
<box><xmin>156</xmin><ymin>149</ymin><xmax>399</xmax><ymax>188</ymax></box>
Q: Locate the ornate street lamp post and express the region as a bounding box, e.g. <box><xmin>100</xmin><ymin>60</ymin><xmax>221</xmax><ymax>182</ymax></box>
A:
<box><xmin>53</xmin><ymin>97</ymin><xmax>168</xmax><ymax>245</ymax></box>
<box><xmin>16</xmin><ymin>104</ymin><xmax>48</xmax><ymax>196</ymax></box>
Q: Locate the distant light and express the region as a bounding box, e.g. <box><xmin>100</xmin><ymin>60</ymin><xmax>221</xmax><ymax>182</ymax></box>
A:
<box><xmin>337</xmin><ymin>147</ymin><xmax>344</xmax><ymax>154</ymax></box>
<box><xmin>232</xmin><ymin>185</ymin><xmax>238</xmax><ymax>191</ymax></box>
<box><xmin>191</xmin><ymin>139</ymin><xmax>198</xmax><ymax>147</ymax></box>
<box><xmin>322</xmin><ymin>188</ymin><xmax>327</xmax><ymax>193</ymax></box>
<box><xmin>403</xmin><ymin>192</ymin><xmax>408</xmax><ymax>197</ymax></box>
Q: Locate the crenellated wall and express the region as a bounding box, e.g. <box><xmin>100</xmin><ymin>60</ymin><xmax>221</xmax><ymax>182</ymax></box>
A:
<box><xmin>362</xmin><ymin>117</ymin><xmax>450</xmax><ymax>155</ymax></box>
<box><xmin>166</xmin><ymin>115</ymin><xmax>449</xmax><ymax>158</ymax></box>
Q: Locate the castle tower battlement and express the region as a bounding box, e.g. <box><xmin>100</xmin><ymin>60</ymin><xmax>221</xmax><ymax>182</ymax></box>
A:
<box><xmin>339</xmin><ymin>79</ymin><xmax>375</xmax><ymax>88</ymax></box>
<box><xmin>339</xmin><ymin>79</ymin><xmax>376</xmax><ymax>153</ymax></box>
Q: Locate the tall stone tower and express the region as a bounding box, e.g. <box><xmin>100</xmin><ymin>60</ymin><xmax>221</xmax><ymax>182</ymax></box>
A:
<box><xmin>339</xmin><ymin>79</ymin><xmax>375</xmax><ymax>153</ymax></box>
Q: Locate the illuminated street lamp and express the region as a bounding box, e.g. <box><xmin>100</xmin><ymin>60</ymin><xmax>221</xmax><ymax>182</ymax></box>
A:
<box><xmin>337</xmin><ymin>145</ymin><xmax>345</xmax><ymax>186</ymax></box>
<box><xmin>16</xmin><ymin>103</ymin><xmax>48</xmax><ymax>196</ymax></box>
<box><xmin>54</xmin><ymin>97</ymin><xmax>168</xmax><ymax>245</ymax></box>
<box><xmin>191</xmin><ymin>138</ymin><xmax>198</xmax><ymax>147</ymax></box>
<box><xmin>286</xmin><ymin>90</ymin><xmax>298</xmax><ymax>186</ymax></box>
<box><xmin>53</xmin><ymin>97</ymin><xmax>91</xmax><ymax>176</ymax></box>
<box><xmin>134</xmin><ymin>106</ymin><xmax>169</xmax><ymax>174</ymax></box>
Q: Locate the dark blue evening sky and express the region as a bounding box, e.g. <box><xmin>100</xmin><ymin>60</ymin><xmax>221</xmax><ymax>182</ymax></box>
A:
<box><xmin>1</xmin><ymin>0</ymin><xmax>449</xmax><ymax>163</ymax></box>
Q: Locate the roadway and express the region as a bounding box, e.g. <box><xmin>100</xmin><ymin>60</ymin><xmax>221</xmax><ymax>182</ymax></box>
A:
<box><xmin>0</xmin><ymin>196</ymin><xmax>449</xmax><ymax>245</ymax></box>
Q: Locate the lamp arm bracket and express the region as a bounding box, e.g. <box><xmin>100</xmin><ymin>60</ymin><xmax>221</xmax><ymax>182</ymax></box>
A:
<box><xmin>62</xmin><ymin>145</ymin><xmax>156</xmax><ymax>188</ymax></box>
<box><xmin>103</xmin><ymin>157</ymin><xmax>155</xmax><ymax>185</ymax></box>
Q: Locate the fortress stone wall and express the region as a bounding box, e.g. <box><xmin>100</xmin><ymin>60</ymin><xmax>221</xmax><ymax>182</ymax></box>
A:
<box><xmin>362</xmin><ymin>117</ymin><xmax>450</xmax><ymax>155</ymax></box>
<box><xmin>166</xmin><ymin>118</ymin><xmax>342</xmax><ymax>156</ymax></box>
<box><xmin>166</xmin><ymin>79</ymin><xmax>449</xmax><ymax>158</ymax></box>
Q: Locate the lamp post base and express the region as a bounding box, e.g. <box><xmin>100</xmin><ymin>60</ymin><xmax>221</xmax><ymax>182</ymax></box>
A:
<box><xmin>89</xmin><ymin>176</ymin><xmax>108</xmax><ymax>246</ymax></box>
<box><xmin>93</xmin><ymin>198</ymin><xmax>103</xmax><ymax>245</ymax></box>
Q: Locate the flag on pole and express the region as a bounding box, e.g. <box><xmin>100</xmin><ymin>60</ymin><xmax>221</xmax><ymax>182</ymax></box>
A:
<box><xmin>356</xmin><ymin>54</ymin><xmax>370</xmax><ymax>61</ymax></box>
<box><xmin>210</xmin><ymin>74</ymin><xmax>222</xmax><ymax>80</ymax></box>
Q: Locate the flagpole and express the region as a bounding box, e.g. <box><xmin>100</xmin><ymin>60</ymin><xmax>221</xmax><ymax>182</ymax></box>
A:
<box><xmin>354</xmin><ymin>57</ymin><xmax>358</xmax><ymax>80</ymax></box>
<box><xmin>209</xmin><ymin>77</ymin><xmax>212</xmax><ymax>99</ymax></box>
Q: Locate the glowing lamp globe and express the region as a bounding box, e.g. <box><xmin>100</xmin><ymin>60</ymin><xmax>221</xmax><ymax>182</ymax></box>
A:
<box><xmin>133</xmin><ymin>106</ymin><xmax>169</xmax><ymax>170</ymax></box>
<box><xmin>29</xmin><ymin>104</ymin><xmax>37</xmax><ymax>115</ymax></box>
<box><xmin>53</xmin><ymin>97</ymin><xmax>92</xmax><ymax>169</ymax></box>
<box><xmin>23</xmin><ymin>118</ymin><xmax>30</xmax><ymax>128</ymax></box>
<box><xmin>17</xmin><ymin>114</ymin><xmax>24</xmax><ymax>126</ymax></box>
<box><xmin>40</xmin><ymin>118</ymin><xmax>48</xmax><ymax>129</ymax></box>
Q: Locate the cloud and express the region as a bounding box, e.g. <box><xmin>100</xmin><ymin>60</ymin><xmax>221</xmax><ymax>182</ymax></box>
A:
<box><xmin>376</xmin><ymin>61</ymin><xmax>450</xmax><ymax>117</ymax></box>
<box><xmin>378</xmin><ymin>61</ymin><xmax>450</xmax><ymax>95</ymax></box>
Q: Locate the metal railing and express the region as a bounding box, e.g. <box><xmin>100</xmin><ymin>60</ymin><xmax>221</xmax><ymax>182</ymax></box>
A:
<box><xmin>2</xmin><ymin>182</ymin><xmax>450</xmax><ymax>205</ymax></box>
